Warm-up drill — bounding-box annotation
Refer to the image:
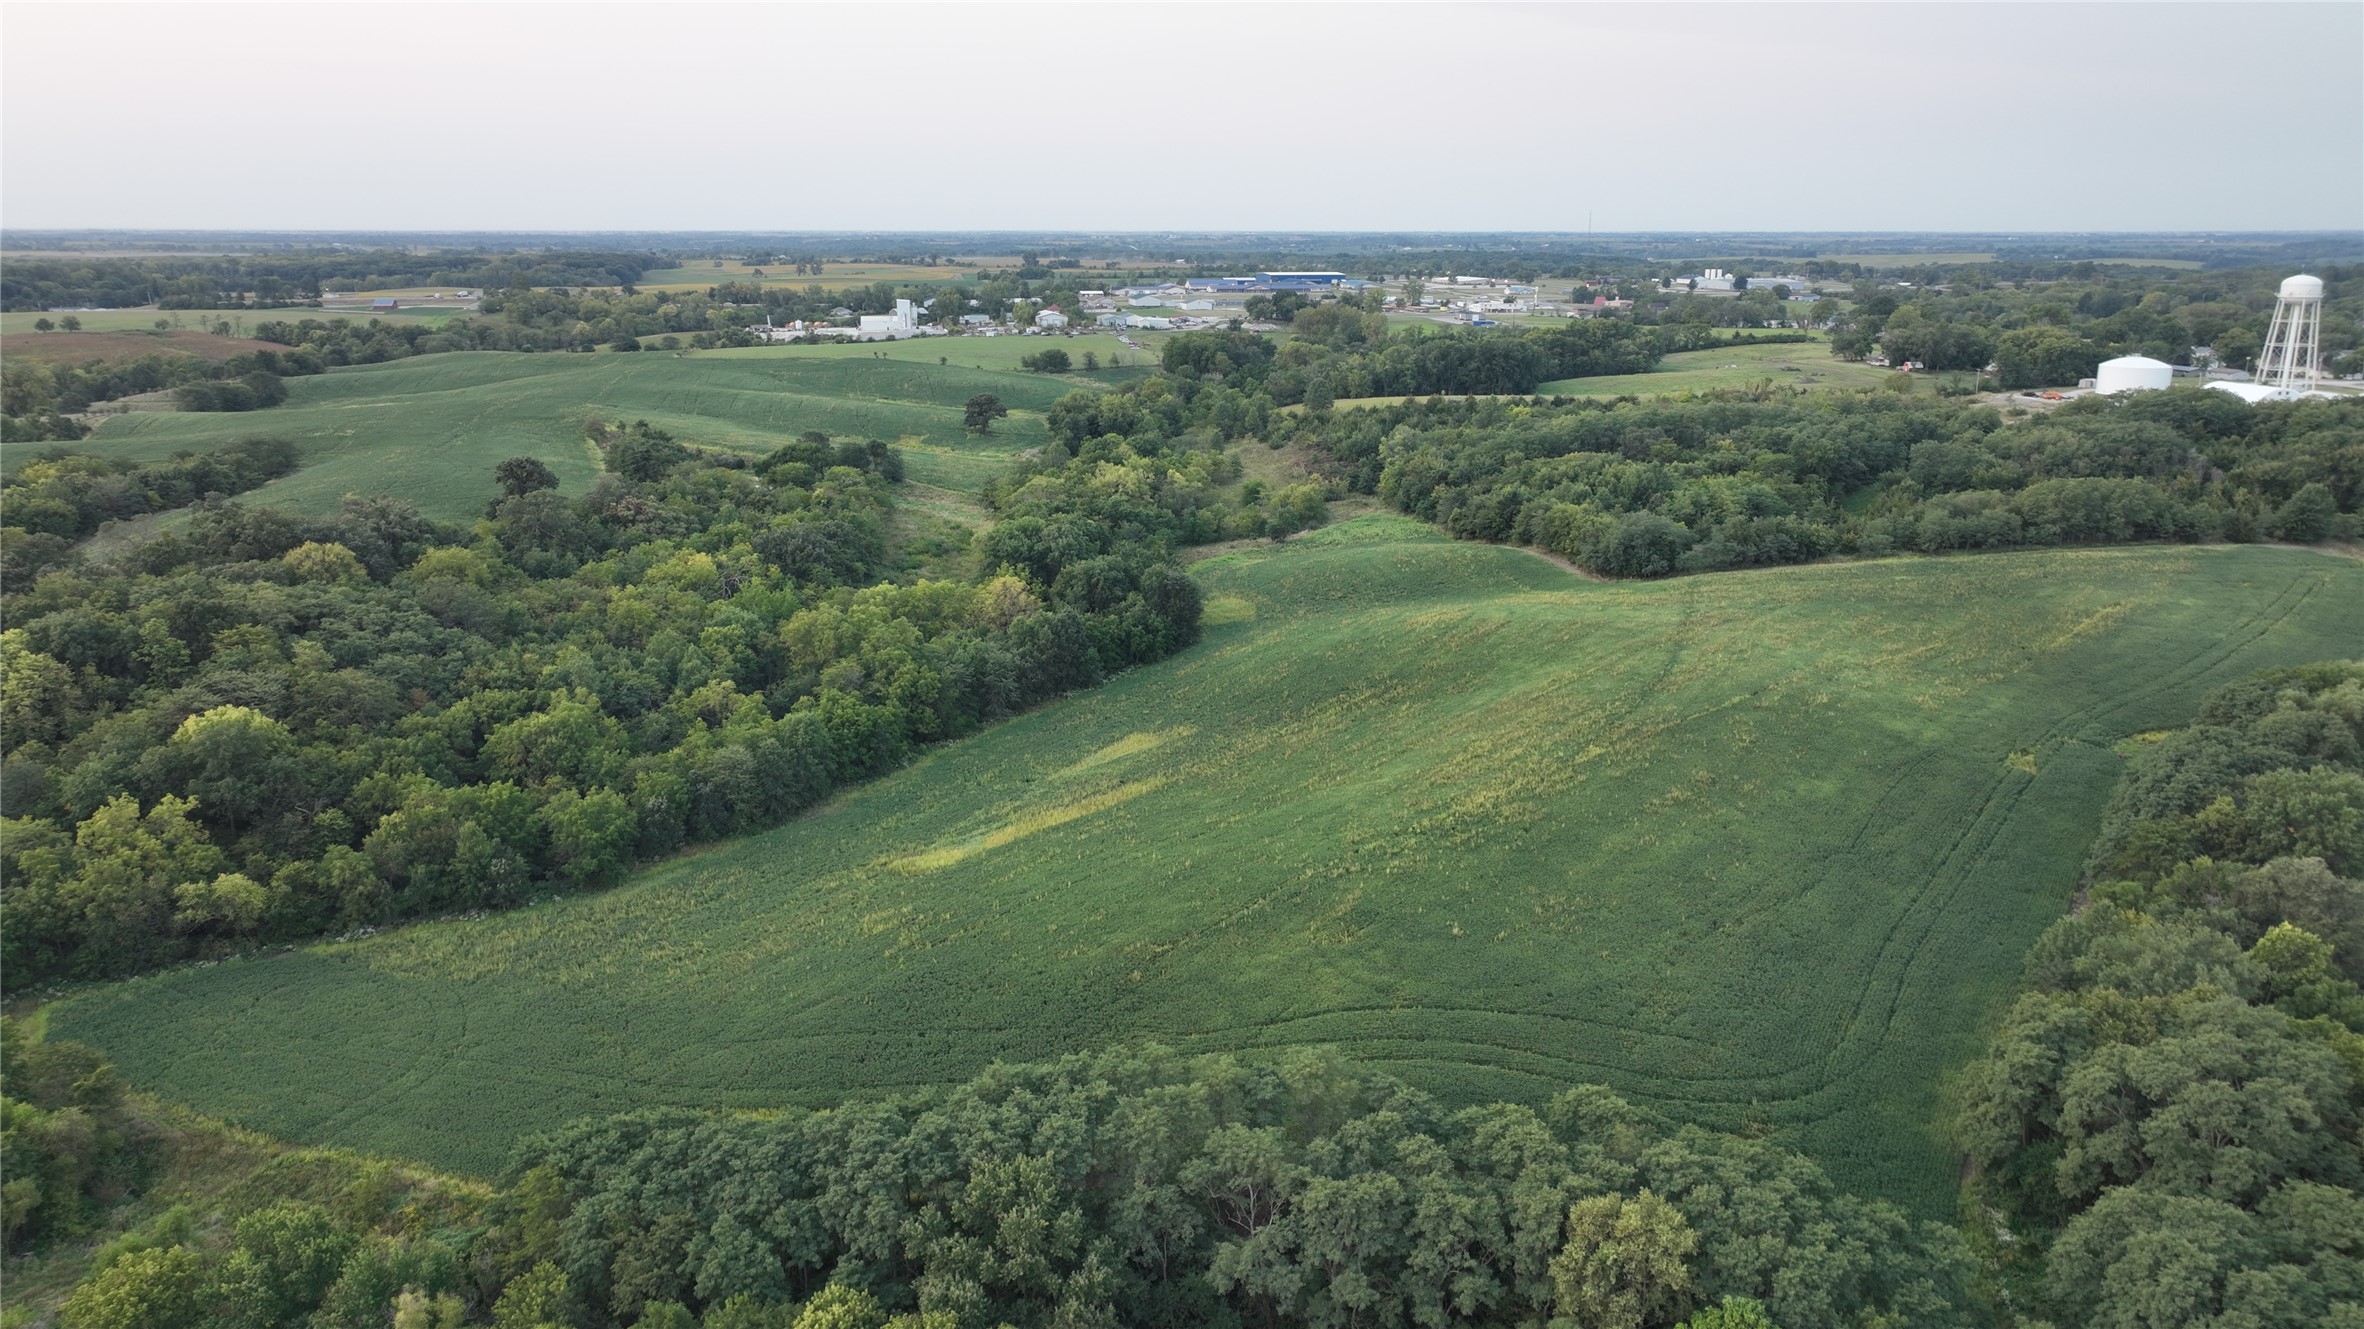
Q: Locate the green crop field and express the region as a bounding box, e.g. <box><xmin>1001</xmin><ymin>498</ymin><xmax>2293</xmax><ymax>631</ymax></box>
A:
<box><xmin>65</xmin><ymin>348</ymin><xmax>1097</xmax><ymax>521</ymax></box>
<box><xmin>1536</xmin><ymin>340</ymin><xmax>1903</xmax><ymax>397</ymax></box>
<box><xmin>48</xmin><ymin>518</ymin><xmax>2364</xmax><ymax>1213</ymax></box>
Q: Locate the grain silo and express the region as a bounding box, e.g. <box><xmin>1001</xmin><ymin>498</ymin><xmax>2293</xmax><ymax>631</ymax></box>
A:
<box><xmin>2094</xmin><ymin>354</ymin><xmax>2173</xmax><ymax>394</ymax></box>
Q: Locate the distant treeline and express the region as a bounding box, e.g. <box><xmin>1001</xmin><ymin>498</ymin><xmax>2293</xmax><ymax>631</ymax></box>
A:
<box><xmin>1029</xmin><ymin>316</ymin><xmax>1689</xmax><ymax>438</ymax></box>
<box><xmin>1</xmin><ymin>435</ymin><xmax>299</xmax><ymax>545</ymax></box>
<box><xmin>1288</xmin><ymin>387</ymin><xmax>2359</xmax><ymax>577</ymax></box>
<box><xmin>1812</xmin><ymin>265</ymin><xmax>2364</xmax><ymax>378</ymax></box>
<box><xmin>1953</xmin><ymin>661</ymin><xmax>2364</xmax><ymax>1328</ymax></box>
<box><xmin>0</xmin><ymin>250</ymin><xmax>654</xmax><ymax>311</ymax></box>
<box><xmin>1</xmin><ymin>348</ymin><xmax>319</xmax><ymax>443</ymax></box>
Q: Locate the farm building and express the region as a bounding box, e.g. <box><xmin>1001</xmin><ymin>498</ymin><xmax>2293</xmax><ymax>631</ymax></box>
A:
<box><xmin>371</xmin><ymin>298</ymin><xmax>400</xmax><ymax>311</ymax></box>
<box><xmin>856</xmin><ymin>299</ymin><xmax>935</xmax><ymax>340</ymax></box>
<box><xmin>1035</xmin><ymin>309</ymin><xmax>1069</xmax><ymax>328</ymax></box>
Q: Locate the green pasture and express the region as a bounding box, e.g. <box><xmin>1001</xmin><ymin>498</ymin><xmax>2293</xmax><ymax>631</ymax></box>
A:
<box><xmin>48</xmin><ymin>521</ymin><xmax>2364</xmax><ymax>1213</ymax></box>
<box><xmin>1537</xmin><ymin>341</ymin><xmax>1901</xmax><ymax>397</ymax></box>
<box><xmin>70</xmin><ymin>349</ymin><xmax>1085</xmax><ymax>520</ymax></box>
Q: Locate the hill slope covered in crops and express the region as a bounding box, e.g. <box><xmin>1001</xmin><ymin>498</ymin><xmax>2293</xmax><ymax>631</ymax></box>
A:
<box><xmin>50</xmin><ymin>518</ymin><xmax>2364</xmax><ymax>1213</ymax></box>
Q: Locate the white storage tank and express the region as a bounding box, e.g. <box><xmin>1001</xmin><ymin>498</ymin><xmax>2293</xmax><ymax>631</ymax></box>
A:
<box><xmin>2094</xmin><ymin>354</ymin><xmax>2173</xmax><ymax>395</ymax></box>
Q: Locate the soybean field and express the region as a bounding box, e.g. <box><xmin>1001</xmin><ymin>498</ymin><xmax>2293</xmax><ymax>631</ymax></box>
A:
<box><xmin>47</xmin><ymin>519</ymin><xmax>2364</xmax><ymax>1213</ymax></box>
<box><xmin>67</xmin><ymin>348</ymin><xmax>1091</xmax><ymax>521</ymax></box>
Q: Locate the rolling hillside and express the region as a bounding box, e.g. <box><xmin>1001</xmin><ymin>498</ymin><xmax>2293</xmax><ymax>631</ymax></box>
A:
<box><xmin>47</xmin><ymin>519</ymin><xmax>2364</xmax><ymax>1214</ymax></box>
<box><xmin>67</xmin><ymin>349</ymin><xmax>1089</xmax><ymax>520</ymax></box>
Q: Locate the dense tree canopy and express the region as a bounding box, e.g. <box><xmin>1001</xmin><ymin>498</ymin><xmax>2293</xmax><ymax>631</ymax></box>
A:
<box><xmin>1280</xmin><ymin>387</ymin><xmax>2361</xmax><ymax>577</ymax></box>
<box><xmin>495</xmin><ymin>1048</ymin><xmax>1972</xmax><ymax>1329</ymax></box>
<box><xmin>1954</xmin><ymin>662</ymin><xmax>2364</xmax><ymax>1328</ymax></box>
<box><xmin>0</xmin><ymin>424</ymin><xmax>1204</xmax><ymax>994</ymax></box>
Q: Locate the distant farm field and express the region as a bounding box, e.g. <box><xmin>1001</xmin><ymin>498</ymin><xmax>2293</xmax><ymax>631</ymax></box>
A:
<box><xmin>0</xmin><ymin>329</ymin><xmax>289</xmax><ymax>365</ymax></box>
<box><xmin>701</xmin><ymin>332</ymin><xmax>1162</xmax><ymax>375</ymax></box>
<box><xmin>1814</xmin><ymin>252</ymin><xmax>1999</xmax><ymax>267</ymax></box>
<box><xmin>1537</xmin><ymin>340</ymin><xmax>1901</xmax><ymax>397</ymax></box>
<box><xmin>69</xmin><ymin>348</ymin><xmax>1094</xmax><ymax>520</ymax></box>
<box><xmin>632</xmin><ymin>259</ymin><xmax>1004</xmax><ymax>293</ymax></box>
<box><xmin>0</xmin><ymin>307</ymin><xmax>461</xmax><ymax>335</ymax></box>
<box><xmin>1312</xmin><ymin>341</ymin><xmax>1899</xmax><ymax>412</ymax></box>
<box><xmin>49</xmin><ymin>519</ymin><xmax>2364</xmax><ymax>1213</ymax></box>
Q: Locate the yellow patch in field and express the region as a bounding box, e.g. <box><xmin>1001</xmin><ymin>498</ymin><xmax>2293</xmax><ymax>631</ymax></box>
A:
<box><xmin>1201</xmin><ymin>594</ymin><xmax>1255</xmax><ymax>625</ymax></box>
<box><xmin>2043</xmin><ymin>601</ymin><xmax>2136</xmax><ymax>652</ymax></box>
<box><xmin>885</xmin><ymin>777</ymin><xmax>1171</xmax><ymax>873</ymax></box>
<box><xmin>2006</xmin><ymin>750</ymin><xmax>2039</xmax><ymax>774</ymax></box>
<box><xmin>1056</xmin><ymin>727</ymin><xmax>1193</xmax><ymax>779</ymax></box>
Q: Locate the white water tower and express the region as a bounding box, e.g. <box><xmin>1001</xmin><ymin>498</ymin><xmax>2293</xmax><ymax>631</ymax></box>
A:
<box><xmin>2254</xmin><ymin>274</ymin><xmax>2324</xmax><ymax>393</ymax></box>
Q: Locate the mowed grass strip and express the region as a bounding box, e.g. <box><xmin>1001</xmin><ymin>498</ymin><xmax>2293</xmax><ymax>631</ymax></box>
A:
<box><xmin>67</xmin><ymin>349</ymin><xmax>1083</xmax><ymax>521</ymax></box>
<box><xmin>47</xmin><ymin>520</ymin><xmax>2364</xmax><ymax>1215</ymax></box>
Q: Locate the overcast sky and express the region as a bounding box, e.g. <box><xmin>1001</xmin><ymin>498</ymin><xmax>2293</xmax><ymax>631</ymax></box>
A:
<box><xmin>4</xmin><ymin>2</ymin><xmax>2358</xmax><ymax>233</ymax></box>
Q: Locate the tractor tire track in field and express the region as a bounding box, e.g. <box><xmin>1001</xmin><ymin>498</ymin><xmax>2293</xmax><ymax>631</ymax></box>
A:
<box><xmin>1805</xmin><ymin>571</ymin><xmax>2309</xmax><ymax>1063</ymax></box>
<box><xmin>1745</xmin><ymin>569</ymin><xmax>2328</xmax><ymax>1129</ymax></box>
<box><xmin>1335</xmin><ymin>567</ymin><xmax>2336</xmax><ymax>1126</ymax></box>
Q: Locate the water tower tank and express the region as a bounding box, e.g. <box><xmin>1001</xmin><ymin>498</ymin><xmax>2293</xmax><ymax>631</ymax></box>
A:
<box><xmin>2279</xmin><ymin>274</ymin><xmax>2325</xmax><ymax>300</ymax></box>
<box><xmin>2094</xmin><ymin>355</ymin><xmax>2172</xmax><ymax>394</ymax></box>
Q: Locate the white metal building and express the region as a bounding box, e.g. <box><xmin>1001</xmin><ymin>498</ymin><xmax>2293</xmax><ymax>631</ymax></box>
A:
<box><xmin>857</xmin><ymin>299</ymin><xmax>926</xmax><ymax>340</ymax></box>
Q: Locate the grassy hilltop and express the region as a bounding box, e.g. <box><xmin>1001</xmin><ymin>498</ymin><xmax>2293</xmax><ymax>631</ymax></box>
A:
<box><xmin>61</xmin><ymin>345</ymin><xmax>1131</xmax><ymax>521</ymax></box>
<box><xmin>48</xmin><ymin>515</ymin><xmax>2364</xmax><ymax>1213</ymax></box>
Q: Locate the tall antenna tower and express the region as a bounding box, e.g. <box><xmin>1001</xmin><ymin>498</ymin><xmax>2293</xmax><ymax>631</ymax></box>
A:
<box><xmin>2254</xmin><ymin>274</ymin><xmax>2324</xmax><ymax>393</ymax></box>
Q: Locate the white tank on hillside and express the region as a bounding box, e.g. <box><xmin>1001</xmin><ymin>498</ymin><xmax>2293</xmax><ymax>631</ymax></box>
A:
<box><xmin>2094</xmin><ymin>354</ymin><xmax>2172</xmax><ymax>395</ymax></box>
